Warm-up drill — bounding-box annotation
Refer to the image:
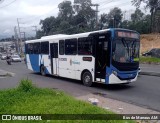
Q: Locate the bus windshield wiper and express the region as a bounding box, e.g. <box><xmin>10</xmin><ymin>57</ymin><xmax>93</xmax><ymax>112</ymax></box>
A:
<box><xmin>131</xmin><ymin>40</ymin><xmax>136</xmax><ymax>58</ymax></box>
<box><xmin>121</xmin><ymin>38</ymin><xmax>130</xmax><ymax>58</ymax></box>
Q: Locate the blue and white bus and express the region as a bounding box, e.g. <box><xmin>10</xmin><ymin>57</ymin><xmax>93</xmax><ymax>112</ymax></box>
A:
<box><xmin>25</xmin><ymin>28</ymin><xmax>140</xmax><ymax>86</ymax></box>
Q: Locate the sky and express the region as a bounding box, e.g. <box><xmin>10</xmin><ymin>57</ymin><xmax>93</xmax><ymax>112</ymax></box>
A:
<box><xmin>0</xmin><ymin>0</ymin><xmax>147</xmax><ymax>39</ymax></box>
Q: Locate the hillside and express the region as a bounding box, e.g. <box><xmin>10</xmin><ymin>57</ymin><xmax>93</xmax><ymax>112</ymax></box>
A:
<box><xmin>141</xmin><ymin>34</ymin><xmax>160</xmax><ymax>53</ymax></box>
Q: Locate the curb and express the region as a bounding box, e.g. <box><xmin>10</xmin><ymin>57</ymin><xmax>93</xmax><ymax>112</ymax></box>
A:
<box><xmin>139</xmin><ymin>72</ymin><xmax>160</xmax><ymax>77</ymax></box>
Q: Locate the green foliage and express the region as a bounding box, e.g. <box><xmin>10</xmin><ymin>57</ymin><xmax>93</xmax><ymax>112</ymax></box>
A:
<box><xmin>58</xmin><ymin>1</ymin><xmax>74</xmax><ymax>21</ymax></box>
<box><xmin>132</xmin><ymin>0</ymin><xmax>160</xmax><ymax>33</ymax></box>
<box><xmin>140</xmin><ymin>56</ymin><xmax>160</xmax><ymax>64</ymax></box>
<box><xmin>131</xmin><ymin>8</ymin><xmax>144</xmax><ymax>22</ymax></box>
<box><xmin>36</xmin><ymin>0</ymin><xmax>156</xmax><ymax>38</ymax></box>
<box><xmin>37</xmin><ymin>0</ymin><xmax>96</xmax><ymax>38</ymax></box>
<box><xmin>17</xmin><ymin>79</ymin><xmax>35</xmax><ymax>92</ymax></box>
<box><xmin>100</xmin><ymin>7</ymin><xmax>123</xmax><ymax>29</ymax></box>
<box><xmin>0</xmin><ymin>79</ymin><xmax>135</xmax><ymax>123</ymax></box>
<box><xmin>120</xmin><ymin>9</ymin><xmax>151</xmax><ymax>34</ymax></box>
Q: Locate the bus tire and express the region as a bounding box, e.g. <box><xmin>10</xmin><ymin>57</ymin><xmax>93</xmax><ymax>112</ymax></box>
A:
<box><xmin>82</xmin><ymin>71</ymin><xmax>93</xmax><ymax>87</ymax></box>
<box><xmin>40</xmin><ymin>66</ymin><xmax>46</xmax><ymax>76</ymax></box>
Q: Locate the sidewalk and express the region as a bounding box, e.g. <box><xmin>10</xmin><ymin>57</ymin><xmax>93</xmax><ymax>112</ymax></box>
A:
<box><xmin>77</xmin><ymin>94</ymin><xmax>160</xmax><ymax>122</ymax></box>
<box><xmin>77</xmin><ymin>94</ymin><xmax>160</xmax><ymax>114</ymax></box>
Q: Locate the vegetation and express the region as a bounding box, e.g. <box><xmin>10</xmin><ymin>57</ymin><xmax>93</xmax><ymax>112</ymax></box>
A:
<box><xmin>132</xmin><ymin>0</ymin><xmax>160</xmax><ymax>33</ymax></box>
<box><xmin>36</xmin><ymin>0</ymin><xmax>160</xmax><ymax>39</ymax></box>
<box><xmin>140</xmin><ymin>56</ymin><xmax>160</xmax><ymax>64</ymax></box>
<box><xmin>120</xmin><ymin>9</ymin><xmax>151</xmax><ymax>34</ymax></box>
<box><xmin>0</xmin><ymin>79</ymin><xmax>134</xmax><ymax>123</ymax></box>
<box><xmin>1</xmin><ymin>0</ymin><xmax>159</xmax><ymax>40</ymax></box>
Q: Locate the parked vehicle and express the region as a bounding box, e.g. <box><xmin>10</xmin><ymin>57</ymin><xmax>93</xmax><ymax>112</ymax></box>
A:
<box><xmin>11</xmin><ymin>55</ymin><xmax>22</xmax><ymax>62</ymax></box>
<box><xmin>1</xmin><ymin>54</ymin><xmax>7</xmax><ymax>60</ymax></box>
<box><xmin>142</xmin><ymin>48</ymin><xmax>160</xmax><ymax>58</ymax></box>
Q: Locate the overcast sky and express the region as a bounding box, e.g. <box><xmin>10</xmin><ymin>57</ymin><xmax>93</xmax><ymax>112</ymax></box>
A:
<box><xmin>0</xmin><ymin>0</ymin><xmax>146</xmax><ymax>39</ymax></box>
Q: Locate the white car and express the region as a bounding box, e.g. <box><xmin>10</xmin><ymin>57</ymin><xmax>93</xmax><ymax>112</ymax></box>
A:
<box><xmin>1</xmin><ymin>54</ymin><xmax>7</xmax><ymax>60</ymax></box>
<box><xmin>11</xmin><ymin>55</ymin><xmax>22</xmax><ymax>62</ymax></box>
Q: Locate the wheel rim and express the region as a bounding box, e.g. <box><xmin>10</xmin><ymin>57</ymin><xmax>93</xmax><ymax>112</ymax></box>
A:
<box><xmin>84</xmin><ymin>75</ymin><xmax>90</xmax><ymax>84</ymax></box>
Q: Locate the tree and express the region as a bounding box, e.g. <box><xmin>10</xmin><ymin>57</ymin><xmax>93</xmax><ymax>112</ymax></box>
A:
<box><xmin>132</xmin><ymin>0</ymin><xmax>160</xmax><ymax>32</ymax></box>
<box><xmin>40</xmin><ymin>16</ymin><xmax>57</xmax><ymax>36</ymax></box>
<box><xmin>99</xmin><ymin>13</ymin><xmax>108</xmax><ymax>29</ymax></box>
<box><xmin>73</xmin><ymin>0</ymin><xmax>96</xmax><ymax>30</ymax></box>
<box><xmin>37</xmin><ymin>0</ymin><xmax>99</xmax><ymax>37</ymax></box>
<box><xmin>131</xmin><ymin>8</ymin><xmax>144</xmax><ymax>22</ymax></box>
<box><xmin>36</xmin><ymin>30</ymin><xmax>44</xmax><ymax>39</ymax></box>
<box><xmin>104</xmin><ymin>7</ymin><xmax>123</xmax><ymax>28</ymax></box>
<box><xmin>58</xmin><ymin>1</ymin><xmax>74</xmax><ymax>22</ymax></box>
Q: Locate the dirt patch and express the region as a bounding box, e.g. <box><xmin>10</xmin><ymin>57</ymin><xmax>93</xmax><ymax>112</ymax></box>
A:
<box><xmin>141</xmin><ymin>34</ymin><xmax>160</xmax><ymax>53</ymax></box>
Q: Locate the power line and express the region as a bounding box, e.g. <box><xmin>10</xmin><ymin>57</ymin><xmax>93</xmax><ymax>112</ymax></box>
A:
<box><xmin>0</xmin><ymin>0</ymin><xmax>17</xmax><ymax>9</ymax></box>
<box><xmin>22</xmin><ymin>6</ymin><xmax>58</xmax><ymax>24</ymax></box>
<box><xmin>99</xmin><ymin>1</ymin><xmax>131</xmax><ymax>11</ymax></box>
<box><xmin>99</xmin><ymin>0</ymin><xmax>118</xmax><ymax>7</ymax></box>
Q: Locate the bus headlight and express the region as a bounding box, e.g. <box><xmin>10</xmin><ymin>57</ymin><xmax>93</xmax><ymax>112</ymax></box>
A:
<box><xmin>112</xmin><ymin>71</ymin><xmax>117</xmax><ymax>76</ymax></box>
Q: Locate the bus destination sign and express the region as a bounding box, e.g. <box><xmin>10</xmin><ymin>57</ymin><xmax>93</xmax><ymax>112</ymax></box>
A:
<box><xmin>117</xmin><ymin>31</ymin><xmax>139</xmax><ymax>39</ymax></box>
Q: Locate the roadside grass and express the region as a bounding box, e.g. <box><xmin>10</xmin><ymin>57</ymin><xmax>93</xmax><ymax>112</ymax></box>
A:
<box><xmin>140</xmin><ymin>56</ymin><xmax>160</xmax><ymax>64</ymax></box>
<box><xmin>0</xmin><ymin>79</ymin><xmax>135</xmax><ymax>123</ymax></box>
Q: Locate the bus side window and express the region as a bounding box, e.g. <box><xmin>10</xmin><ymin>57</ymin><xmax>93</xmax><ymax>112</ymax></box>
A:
<box><xmin>65</xmin><ymin>39</ymin><xmax>77</xmax><ymax>55</ymax></box>
<box><xmin>78</xmin><ymin>37</ymin><xmax>93</xmax><ymax>55</ymax></box>
<box><xmin>59</xmin><ymin>40</ymin><xmax>64</xmax><ymax>55</ymax></box>
<box><xmin>34</xmin><ymin>42</ymin><xmax>41</xmax><ymax>54</ymax></box>
<box><xmin>28</xmin><ymin>43</ymin><xmax>33</xmax><ymax>54</ymax></box>
<box><xmin>41</xmin><ymin>42</ymin><xmax>49</xmax><ymax>54</ymax></box>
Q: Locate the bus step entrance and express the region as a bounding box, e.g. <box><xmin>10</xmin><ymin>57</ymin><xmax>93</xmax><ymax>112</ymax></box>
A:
<box><xmin>96</xmin><ymin>72</ymin><xmax>106</xmax><ymax>79</ymax></box>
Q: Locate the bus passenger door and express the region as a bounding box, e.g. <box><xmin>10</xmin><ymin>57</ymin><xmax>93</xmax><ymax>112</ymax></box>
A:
<box><xmin>95</xmin><ymin>33</ymin><xmax>110</xmax><ymax>80</ymax></box>
<box><xmin>50</xmin><ymin>43</ymin><xmax>59</xmax><ymax>75</ymax></box>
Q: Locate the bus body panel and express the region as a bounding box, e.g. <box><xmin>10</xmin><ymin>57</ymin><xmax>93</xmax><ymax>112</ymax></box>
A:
<box><xmin>26</xmin><ymin>54</ymin><xmax>51</xmax><ymax>74</ymax></box>
<box><xmin>40</xmin><ymin>54</ymin><xmax>51</xmax><ymax>74</ymax></box>
<box><xmin>74</xmin><ymin>55</ymin><xmax>95</xmax><ymax>81</ymax></box>
<box><xmin>109</xmin><ymin>73</ymin><xmax>138</xmax><ymax>84</ymax></box>
<box><xmin>26</xmin><ymin>54</ymin><xmax>33</xmax><ymax>71</ymax></box>
<box><xmin>107</xmin><ymin>65</ymin><xmax>138</xmax><ymax>84</ymax></box>
<box><xmin>58</xmin><ymin>55</ymin><xmax>76</xmax><ymax>79</ymax></box>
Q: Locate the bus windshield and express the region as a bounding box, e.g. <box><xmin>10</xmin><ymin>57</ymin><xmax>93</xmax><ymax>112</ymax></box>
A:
<box><xmin>112</xmin><ymin>38</ymin><xmax>140</xmax><ymax>63</ymax></box>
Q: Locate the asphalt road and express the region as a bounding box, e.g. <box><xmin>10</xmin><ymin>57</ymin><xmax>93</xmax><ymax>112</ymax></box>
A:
<box><xmin>0</xmin><ymin>60</ymin><xmax>160</xmax><ymax>112</ymax></box>
<box><xmin>140</xmin><ymin>64</ymin><xmax>160</xmax><ymax>73</ymax></box>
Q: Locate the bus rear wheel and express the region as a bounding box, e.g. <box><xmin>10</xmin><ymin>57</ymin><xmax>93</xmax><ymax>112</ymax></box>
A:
<box><xmin>82</xmin><ymin>72</ymin><xmax>93</xmax><ymax>87</ymax></box>
<box><xmin>40</xmin><ymin>66</ymin><xmax>46</xmax><ymax>76</ymax></box>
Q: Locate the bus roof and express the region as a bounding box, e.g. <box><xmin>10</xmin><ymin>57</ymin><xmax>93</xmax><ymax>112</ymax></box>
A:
<box><xmin>25</xmin><ymin>28</ymin><xmax>139</xmax><ymax>43</ymax></box>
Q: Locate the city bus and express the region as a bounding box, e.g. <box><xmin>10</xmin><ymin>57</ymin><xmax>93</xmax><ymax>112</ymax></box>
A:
<box><xmin>25</xmin><ymin>28</ymin><xmax>140</xmax><ymax>86</ymax></box>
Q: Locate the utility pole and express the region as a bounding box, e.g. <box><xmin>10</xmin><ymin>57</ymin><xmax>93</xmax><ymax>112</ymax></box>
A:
<box><xmin>17</xmin><ymin>18</ymin><xmax>22</xmax><ymax>54</ymax></box>
<box><xmin>91</xmin><ymin>4</ymin><xmax>99</xmax><ymax>30</ymax></box>
<box><xmin>32</xmin><ymin>26</ymin><xmax>37</xmax><ymax>39</ymax></box>
<box><xmin>21</xmin><ymin>32</ymin><xmax>26</xmax><ymax>41</ymax></box>
<box><xmin>14</xmin><ymin>26</ymin><xmax>19</xmax><ymax>53</ymax></box>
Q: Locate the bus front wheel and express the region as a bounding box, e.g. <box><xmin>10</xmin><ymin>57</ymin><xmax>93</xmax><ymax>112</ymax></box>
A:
<box><xmin>40</xmin><ymin>66</ymin><xmax>46</xmax><ymax>76</ymax></box>
<box><xmin>82</xmin><ymin>72</ymin><xmax>93</xmax><ymax>87</ymax></box>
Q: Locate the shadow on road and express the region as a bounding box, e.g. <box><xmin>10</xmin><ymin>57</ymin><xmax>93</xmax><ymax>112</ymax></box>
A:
<box><xmin>93</xmin><ymin>83</ymin><xmax>134</xmax><ymax>91</ymax></box>
<box><xmin>30</xmin><ymin>72</ymin><xmax>134</xmax><ymax>91</ymax></box>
